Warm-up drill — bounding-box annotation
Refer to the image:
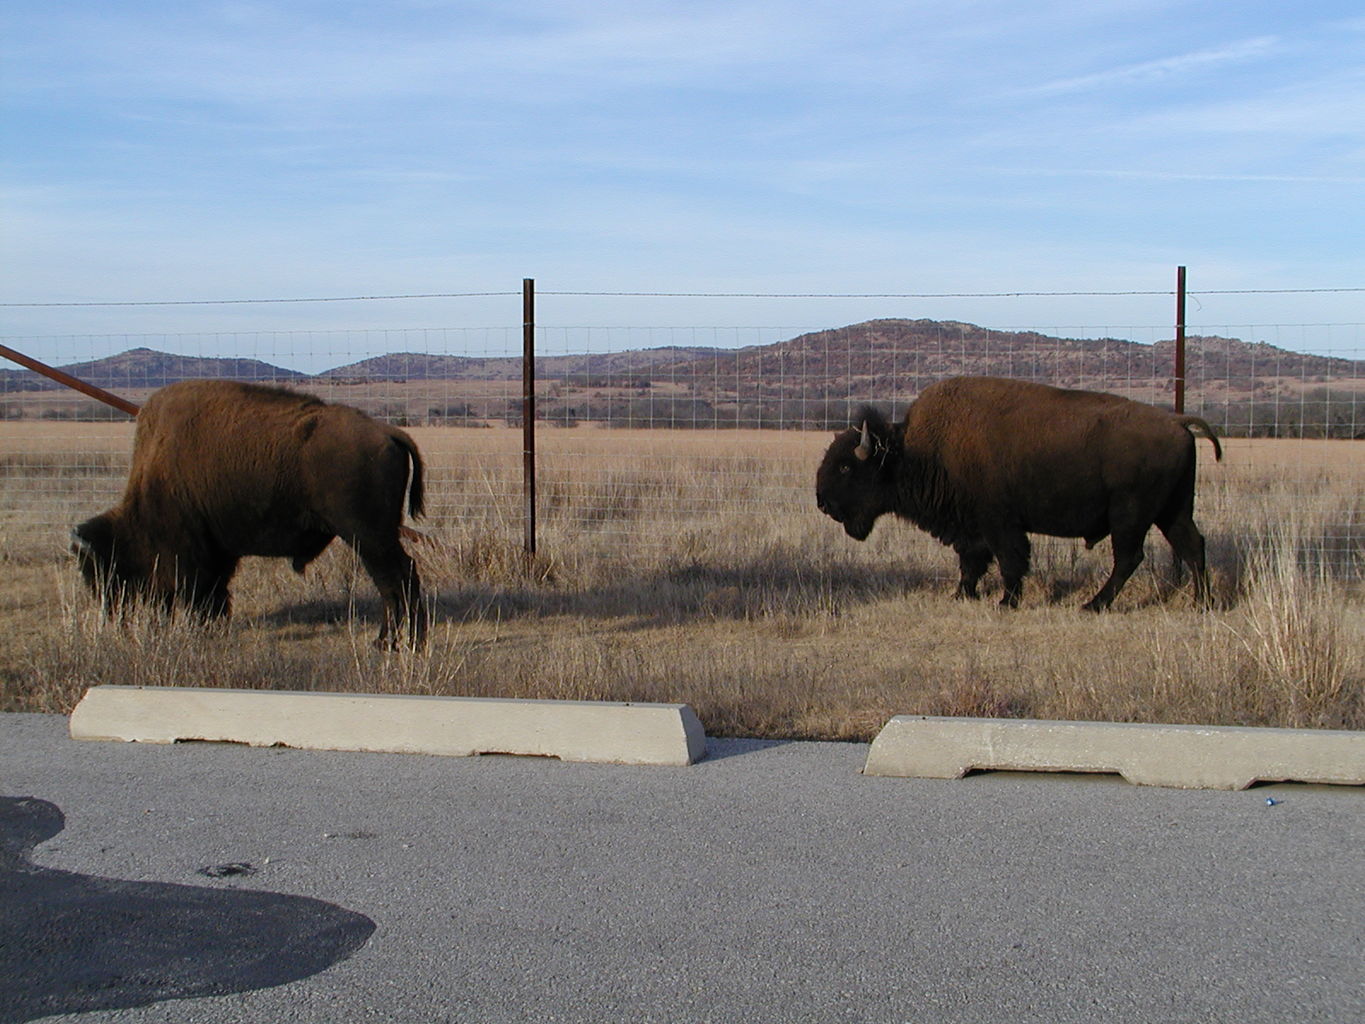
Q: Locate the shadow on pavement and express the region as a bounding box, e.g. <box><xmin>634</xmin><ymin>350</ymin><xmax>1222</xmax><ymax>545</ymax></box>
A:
<box><xmin>700</xmin><ymin>737</ymin><xmax>799</xmax><ymax>761</ymax></box>
<box><xmin>0</xmin><ymin>796</ymin><xmax>374</xmax><ymax>1024</ymax></box>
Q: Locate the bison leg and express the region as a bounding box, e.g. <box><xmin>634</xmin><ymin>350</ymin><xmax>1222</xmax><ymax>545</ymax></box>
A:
<box><xmin>199</xmin><ymin>579</ymin><xmax>232</xmax><ymax>619</ymax></box>
<box><xmin>953</xmin><ymin>540</ymin><xmax>994</xmax><ymax>600</ymax></box>
<box><xmin>355</xmin><ymin>540</ymin><xmax>426</xmax><ymax>649</ymax></box>
<box><xmin>1084</xmin><ymin>528</ymin><xmax>1146</xmax><ymax>612</ymax></box>
<box><xmin>181</xmin><ymin>557</ymin><xmax>237</xmax><ymax>621</ymax></box>
<box><xmin>1157</xmin><ymin>514</ymin><xmax>1212</xmax><ymax>607</ymax></box>
<box><xmin>988</xmin><ymin>530</ymin><xmax>1031</xmax><ymax>609</ymax></box>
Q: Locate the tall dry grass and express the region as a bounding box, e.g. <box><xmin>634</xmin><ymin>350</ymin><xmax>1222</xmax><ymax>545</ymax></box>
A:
<box><xmin>1228</xmin><ymin>521</ymin><xmax>1358</xmax><ymax>728</ymax></box>
<box><xmin>0</xmin><ymin>424</ymin><xmax>1360</xmax><ymax>738</ymax></box>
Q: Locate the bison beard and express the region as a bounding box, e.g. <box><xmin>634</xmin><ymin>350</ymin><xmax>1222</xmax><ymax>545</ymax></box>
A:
<box><xmin>71</xmin><ymin>380</ymin><xmax>427</xmax><ymax>648</ymax></box>
<box><xmin>815</xmin><ymin>376</ymin><xmax>1222</xmax><ymax>611</ymax></box>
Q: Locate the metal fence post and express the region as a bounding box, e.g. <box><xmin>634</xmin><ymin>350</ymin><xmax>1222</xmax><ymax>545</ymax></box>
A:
<box><xmin>522</xmin><ymin>278</ymin><xmax>537</xmax><ymax>556</ymax></box>
<box><xmin>1174</xmin><ymin>266</ymin><xmax>1187</xmax><ymax>413</ymax></box>
<box><xmin>0</xmin><ymin>342</ymin><xmax>140</xmax><ymax>416</ymax></box>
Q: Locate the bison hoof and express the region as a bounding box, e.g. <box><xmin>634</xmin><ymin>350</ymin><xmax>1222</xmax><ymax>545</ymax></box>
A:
<box><xmin>372</xmin><ymin>631</ymin><xmax>425</xmax><ymax>652</ymax></box>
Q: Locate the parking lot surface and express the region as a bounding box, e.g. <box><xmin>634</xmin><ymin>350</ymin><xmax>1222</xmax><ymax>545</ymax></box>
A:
<box><xmin>2</xmin><ymin>711</ymin><xmax>1361</xmax><ymax>1023</ymax></box>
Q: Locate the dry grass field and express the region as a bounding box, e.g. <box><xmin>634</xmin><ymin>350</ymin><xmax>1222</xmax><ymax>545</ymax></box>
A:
<box><xmin>1</xmin><ymin>423</ymin><xmax>1361</xmax><ymax>739</ymax></box>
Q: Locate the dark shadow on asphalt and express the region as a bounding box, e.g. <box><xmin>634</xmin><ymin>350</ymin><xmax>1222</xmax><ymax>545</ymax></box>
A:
<box><xmin>0</xmin><ymin>796</ymin><xmax>375</xmax><ymax>1024</ymax></box>
<box><xmin>700</xmin><ymin>737</ymin><xmax>797</xmax><ymax>762</ymax></box>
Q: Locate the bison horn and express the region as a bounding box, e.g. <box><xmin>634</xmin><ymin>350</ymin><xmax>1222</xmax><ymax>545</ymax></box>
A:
<box><xmin>854</xmin><ymin>421</ymin><xmax>873</xmax><ymax>461</ymax></box>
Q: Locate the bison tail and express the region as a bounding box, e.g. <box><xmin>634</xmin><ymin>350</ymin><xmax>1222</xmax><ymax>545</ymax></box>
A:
<box><xmin>406</xmin><ymin>441</ymin><xmax>426</xmax><ymax>519</ymax></box>
<box><xmin>389</xmin><ymin>431</ymin><xmax>425</xmax><ymax>519</ymax></box>
<box><xmin>1177</xmin><ymin>416</ymin><xmax>1223</xmax><ymax>462</ymax></box>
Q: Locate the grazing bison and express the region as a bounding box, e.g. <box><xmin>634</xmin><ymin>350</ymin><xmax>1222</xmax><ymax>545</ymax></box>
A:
<box><xmin>72</xmin><ymin>380</ymin><xmax>426</xmax><ymax>647</ymax></box>
<box><xmin>815</xmin><ymin>376</ymin><xmax>1222</xmax><ymax>611</ymax></box>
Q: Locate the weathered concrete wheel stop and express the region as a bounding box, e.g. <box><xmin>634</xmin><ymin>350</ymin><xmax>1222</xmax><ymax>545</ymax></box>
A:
<box><xmin>69</xmin><ymin>686</ymin><xmax>707</xmax><ymax>767</ymax></box>
<box><xmin>864</xmin><ymin>715</ymin><xmax>1365</xmax><ymax>790</ymax></box>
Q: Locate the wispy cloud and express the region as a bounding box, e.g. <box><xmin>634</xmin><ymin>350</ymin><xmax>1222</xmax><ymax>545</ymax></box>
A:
<box><xmin>1025</xmin><ymin>35</ymin><xmax>1279</xmax><ymax>96</ymax></box>
<box><xmin>1128</xmin><ymin>68</ymin><xmax>1365</xmax><ymax>135</ymax></box>
<box><xmin>1002</xmin><ymin>168</ymin><xmax>1365</xmax><ymax>186</ymax></box>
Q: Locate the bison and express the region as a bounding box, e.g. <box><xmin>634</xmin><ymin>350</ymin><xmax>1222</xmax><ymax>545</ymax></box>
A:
<box><xmin>72</xmin><ymin>379</ymin><xmax>427</xmax><ymax>647</ymax></box>
<box><xmin>815</xmin><ymin>376</ymin><xmax>1223</xmax><ymax>611</ymax></box>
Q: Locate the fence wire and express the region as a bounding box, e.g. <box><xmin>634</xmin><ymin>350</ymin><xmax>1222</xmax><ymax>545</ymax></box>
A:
<box><xmin>2</xmin><ymin>313</ymin><xmax>1361</xmax><ymax>582</ymax></box>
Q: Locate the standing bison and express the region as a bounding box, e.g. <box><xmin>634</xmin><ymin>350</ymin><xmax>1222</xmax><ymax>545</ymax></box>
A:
<box><xmin>816</xmin><ymin>376</ymin><xmax>1222</xmax><ymax>611</ymax></box>
<box><xmin>72</xmin><ymin>380</ymin><xmax>427</xmax><ymax>647</ymax></box>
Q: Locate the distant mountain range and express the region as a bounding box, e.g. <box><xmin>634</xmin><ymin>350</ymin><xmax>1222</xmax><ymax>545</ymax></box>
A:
<box><xmin>3</xmin><ymin>320</ymin><xmax>1360</xmax><ymax>436</ymax></box>
<box><xmin>3</xmin><ymin>320</ymin><xmax>1355</xmax><ymax>391</ymax></box>
<box><xmin>0</xmin><ymin>343</ymin><xmax>733</xmax><ymax>391</ymax></box>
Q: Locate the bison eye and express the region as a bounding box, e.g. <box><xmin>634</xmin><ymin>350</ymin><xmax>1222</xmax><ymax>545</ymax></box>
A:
<box><xmin>839</xmin><ymin>464</ymin><xmax>852</xmax><ymax>474</ymax></box>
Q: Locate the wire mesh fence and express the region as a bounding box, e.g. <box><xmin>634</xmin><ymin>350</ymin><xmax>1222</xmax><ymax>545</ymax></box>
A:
<box><xmin>2</xmin><ymin>296</ymin><xmax>1362</xmax><ymax>583</ymax></box>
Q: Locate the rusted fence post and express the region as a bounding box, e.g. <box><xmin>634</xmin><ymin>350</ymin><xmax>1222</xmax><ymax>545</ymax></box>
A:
<box><xmin>0</xmin><ymin>342</ymin><xmax>140</xmax><ymax>416</ymax></box>
<box><xmin>522</xmin><ymin>278</ymin><xmax>537</xmax><ymax>556</ymax></box>
<box><xmin>1174</xmin><ymin>266</ymin><xmax>1187</xmax><ymax>414</ymax></box>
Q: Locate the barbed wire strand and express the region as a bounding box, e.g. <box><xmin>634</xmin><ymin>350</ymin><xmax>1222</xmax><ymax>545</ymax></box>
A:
<box><xmin>2</xmin><ymin>287</ymin><xmax>1363</xmax><ymax>308</ymax></box>
<box><xmin>0</xmin><ymin>292</ymin><xmax>520</xmax><ymax>308</ymax></box>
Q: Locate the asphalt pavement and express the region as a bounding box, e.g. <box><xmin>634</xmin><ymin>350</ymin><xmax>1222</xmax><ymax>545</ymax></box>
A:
<box><xmin>1</xmin><ymin>711</ymin><xmax>1361</xmax><ymax>1023</ymax></box>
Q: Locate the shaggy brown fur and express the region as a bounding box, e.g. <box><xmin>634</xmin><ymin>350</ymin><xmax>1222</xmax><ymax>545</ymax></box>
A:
<box><xmin>72</xmin><ymin>380</ymin><xmax>426</xmax><ymax>647</ymax></box>
<box><xmin>815</xmin><ymin>376</ymin><xmax>1222</xmax><ymax>610</ymax></box>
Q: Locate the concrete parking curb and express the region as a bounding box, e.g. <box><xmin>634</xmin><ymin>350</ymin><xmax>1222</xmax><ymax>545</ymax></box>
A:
<box><xmin>863</xmin><ymin>715</ymin><xmax>1365</xmax><ymax>790</ymax></box>
<box><xmin>69</xmin><ymin>686</ymin><xmax>707</xmax><ymax>767</ymax></box>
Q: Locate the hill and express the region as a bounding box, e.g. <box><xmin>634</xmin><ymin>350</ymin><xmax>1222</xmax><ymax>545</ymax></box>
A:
<box><xmin>652</xmin><ymin>319</ymin><xmax>1356</xmax><ymax>395</ymax></box>
<box><xmin>319</xmin><ymin>346</ymin><xmax>724</xmax><ymax>383</ymax></box>
<box><xmin>2</xmin><ymin>322</ymin><xmax>1359</xmax><ymax>435</ymax></box>
<box><xmin>0</xmin><ymin>347</ymin><xmax>306</xmax><ymax>393</ymax></box>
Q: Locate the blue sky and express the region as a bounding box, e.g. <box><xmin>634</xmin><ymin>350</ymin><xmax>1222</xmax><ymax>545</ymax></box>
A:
<box><xmin>3</xmin><ymin>1</ymin><xmax>1363</xmax><ymax>361</ymax></box>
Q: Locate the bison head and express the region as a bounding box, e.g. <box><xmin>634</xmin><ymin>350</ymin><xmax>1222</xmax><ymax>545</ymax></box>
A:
<box><xmin>71</xmin><ymin>512</ymin><xmax>142</xmax><ymax>611</ymax></box>
<box><xmin>815</xmin><ymin>405</ymin><xmax>899</xmax><ymax>541</ymax></box>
